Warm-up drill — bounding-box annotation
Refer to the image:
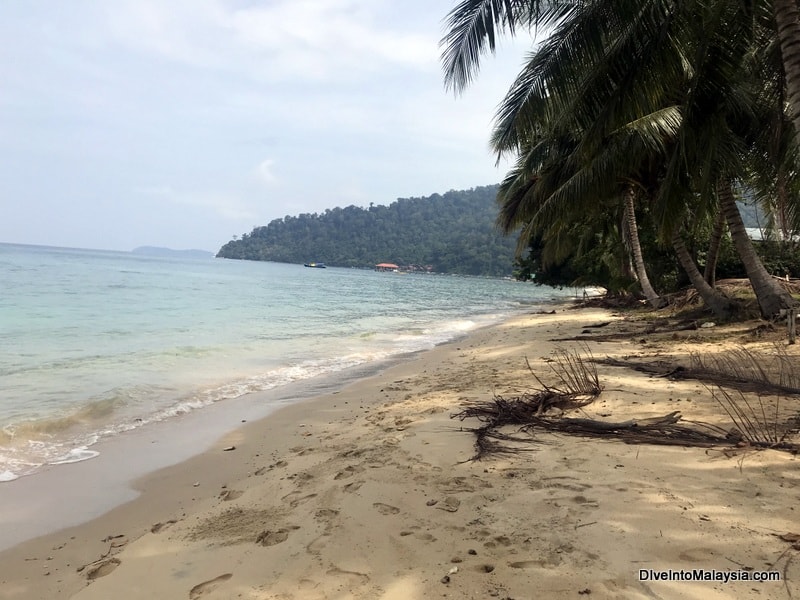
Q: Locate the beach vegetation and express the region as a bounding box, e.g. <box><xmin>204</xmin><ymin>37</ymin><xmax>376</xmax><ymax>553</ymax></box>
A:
<box><xmin>441</xmin><ymin>0</ymin><xmax>800</xmax><ymax>318</ymax></box>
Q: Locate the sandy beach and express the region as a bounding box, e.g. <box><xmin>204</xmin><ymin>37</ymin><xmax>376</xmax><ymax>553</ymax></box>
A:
<box><xmin>1</xmin><ymin>304</ymin><xmax>798</xmax><ymax>600</ymax></box>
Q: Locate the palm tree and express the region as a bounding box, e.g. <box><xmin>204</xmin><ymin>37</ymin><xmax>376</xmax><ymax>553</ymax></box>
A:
<box><xmin>491</xmin><ymin>103</ymin><xmax>669</xmax><ymax>306</ymax></box>
<box><xmin>476</xmin><ymin>0</ymin><xmax>712</xmax><ymax>310</ymax></box>
<box><xmin>622</xmin><ymin>185</ymin><xmax>662</xmax><ymax>306</ymax></box>
<box><xmin>486</xmin><ymin>0</ymin><xmax>695</xmax><ymax>307</ymax></box>
<box><xmin>718</xmin><ymin>177</ymin><xmax>793</xmax><ymax>317</ymax></box>
<box><xmin>443</xmin><ymin>0</ymin><xmax>800</xmax><ymax>138</ymax></box>
<box><xmin>772</xmin><ymin>0</ymin><xmax>800</xmax><ymax>147</ymax></box>
<box><xmin>703</xmin><ymin>210</ymin><xmax>727</xmax><ymax>286</ymax></box>
<box><xmin>656</xmin><ymin>2</ymin><xmax>796</xmax><ymax>317</ymax></box>
<box><xmin>672</xmin><ymin>226</ymin><xmax>735</xmax><ymax>317</ymax></box>
<box><xmin>442</xmin><ymin>0</ymin><xmax>797</xmax><ymax>318</ymax></box>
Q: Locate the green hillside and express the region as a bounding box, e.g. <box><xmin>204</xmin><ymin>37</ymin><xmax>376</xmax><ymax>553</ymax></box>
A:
<box><xmin>217</xmin><ymin>185</ymin><xmax>518</xmax><ymax>276</ymax></box>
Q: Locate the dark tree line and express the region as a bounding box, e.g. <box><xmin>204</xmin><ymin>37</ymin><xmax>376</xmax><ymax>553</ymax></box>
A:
<box><xmin>514</xmin><ymin>200</ymin><xmax>800</xmax><ymax>292</ymax></box>
<box><xmin>216</xmin><ymin>186</ymin><xmax>519</xmax><ymax>277</ymax></box>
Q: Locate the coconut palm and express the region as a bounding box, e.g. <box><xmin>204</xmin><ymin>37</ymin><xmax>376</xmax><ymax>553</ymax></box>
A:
<box><xmin>486</xmin><ymin>0</ymin><xmax>699</xmax><ymax>307</ymax></box>
<box><xmin>672</xmin><ymin>226</ymin><xmax>735</xmax><ymax>317</ymax></box>
<box><xmin>441</xmin><ymin>0</ymin><xmax>797</xmax><ymax>318</ymax></box>
<box><xmin>772</xmin><ymin>0</ymin><xmax>800</xmax><ymax>148</ymax></box>
<box><xmin>483</xmin><ymin>0</ymin><xmax>726</xmax><ymax>311</ymax></box>
<box><xmin>443</xmin><ymin>0</ymin><xmax>800</xmax><ymax>136</ymax></box>
<box><xmin>703</xmin><ymin>210</ymin><xmax>727</xmax><ymax>286</ymax></box>
<box><xmin>657</xmin><ymin>2</ymin><xmax>796</xmax><ymax>317</ymax></box>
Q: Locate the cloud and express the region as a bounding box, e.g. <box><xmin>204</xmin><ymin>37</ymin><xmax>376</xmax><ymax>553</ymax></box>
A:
<box><xmin>101</xmin><ymin>0</ymin><xmax>438</xmax><ymax>85</ymax></box>
<box><xmin>255</xmin><ymin>158</ymin><xmax>277</xmax><ymax>185</ymax></box>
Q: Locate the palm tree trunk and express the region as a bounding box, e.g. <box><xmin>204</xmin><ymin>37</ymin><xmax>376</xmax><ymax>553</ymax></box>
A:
<box><xmin>776</xmin><ymin>170</ymin><xmax>790</xmax><ymax>240</ymax></box>
<box><xmin>622</xmin><ymin>187</ymin><xmax>662</xmax><ymax>307</ymax></box>
<box><xmin>672</xmin><ymin>229</ymin><xmax>733</xmax><ymax>319</ymax></box>
<box><xmin>718</xmin><ymin>178</ymin><xmax>794</xmax><ymax>318</ymax></box>
<box><xmin>704</xmin><ymin>209</ymin><xmax>726</xmax><ymax>287</ymax></box>
<box><xmin>773</xmin><ymin>0</ymin><xmax>800</xmax><ymax>143</ymax></box>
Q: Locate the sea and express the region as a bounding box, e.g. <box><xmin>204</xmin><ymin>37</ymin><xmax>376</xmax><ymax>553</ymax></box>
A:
<box><xmin>0</xmin><ymin>243</ymin><xmax>576</xmax><ymax>483</ymax></box>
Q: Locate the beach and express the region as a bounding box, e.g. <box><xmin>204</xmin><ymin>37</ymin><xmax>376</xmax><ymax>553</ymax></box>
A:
<box><xmin>1</xmin><ymin>304</ymin><xmax>798</xmax><ymax>600</ymax></box>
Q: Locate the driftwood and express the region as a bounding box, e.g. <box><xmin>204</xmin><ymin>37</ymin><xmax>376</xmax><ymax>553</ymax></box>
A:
<box><xmin>456</xmin><ymin>395</ymin><xmax>800</xmax><ymax>460</ymax></box>
<box><xmin>453</xmin><ymin>346</ymin><xmax>800</xmax><ymax>460</ymax></box>
<box><xmin>536</xmin><ymin>411</ymin><xmax>682</xmax><ymax>431</ymax></box>
<box><xmin>452</xmin><ymin>348</ymin><xmax>604</xmax><ymax>460</ymax></box>
<box><xmin>522</xmin><ymin>412</ymin><xmax>734</xmax><ymax>447</ymax></box>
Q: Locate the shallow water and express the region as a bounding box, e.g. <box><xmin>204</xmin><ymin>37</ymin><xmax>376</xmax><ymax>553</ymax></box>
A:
<box><xmin>0</xmin><ymin>243</ymin><xmax>574</xmax><ymax>480</ymax></box>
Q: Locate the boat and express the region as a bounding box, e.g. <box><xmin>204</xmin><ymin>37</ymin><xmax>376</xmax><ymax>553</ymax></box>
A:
<box><xmin>304</xmin><ymin>262</ymin><xmax>327</xmax><ymax>268</ymax></box>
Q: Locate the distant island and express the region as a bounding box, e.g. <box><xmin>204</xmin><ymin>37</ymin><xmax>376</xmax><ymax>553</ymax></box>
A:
<box><xmin>214</xmin><ymin>184</ymin><xmax>769</xmax><ymax>280</ymax></box>
<box><xmin>131</xmin><ymin>246</ymin><xmax>214</xmax><ymax>259</ymax></box>
<box><xmin>216</xmin><ymin>185</ymin><xmax>519</xmax><ymax>277</ymax></box>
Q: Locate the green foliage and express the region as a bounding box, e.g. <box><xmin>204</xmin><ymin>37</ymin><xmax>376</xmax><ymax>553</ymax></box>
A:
<box><xmin>515</xmin><ymin>230</ymin><xmax>639</xmax><ymax>294</ymax></box>
<box><xmin>216</xmin><ymin>186</ymin><xmax>519</xmax><ymax>277</ymax></box>
<box><xmin>517</xmin><ymin>215</ymin><xmax>800</xmax><ymax>291</ymax></box>
<box><xmin>748</xmin><ymin>240</ymin><xmax>800</xmax><ymax>279</ymax></box>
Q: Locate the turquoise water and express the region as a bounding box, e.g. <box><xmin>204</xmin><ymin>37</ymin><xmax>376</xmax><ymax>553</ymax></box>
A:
<box><xmin>0</xmin><ymin>243</ymin><xmax>572</xmax><ymax>481</ymax></box>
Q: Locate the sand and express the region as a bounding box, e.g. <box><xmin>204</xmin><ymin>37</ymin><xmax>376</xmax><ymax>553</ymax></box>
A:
<box><xmin>0</xmin><ymin>305</ymin><xmax>798</xmax><ymax>599</ymax></box>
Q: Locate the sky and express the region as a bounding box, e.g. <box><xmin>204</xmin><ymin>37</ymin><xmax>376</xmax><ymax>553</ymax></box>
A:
<box><xmin>0</xmin><ymin>1</ymin><xmax>536</xmax><ymax>252</ymax></box>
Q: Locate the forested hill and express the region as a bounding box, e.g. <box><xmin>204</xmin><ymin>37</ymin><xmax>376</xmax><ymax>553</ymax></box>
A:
<box><xmin>216</xmin><ymin>185</ymin><xmax>519</xmax><ymax>276</ymax></box>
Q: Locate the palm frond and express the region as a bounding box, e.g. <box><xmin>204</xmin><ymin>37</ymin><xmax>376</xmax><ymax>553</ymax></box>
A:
<box><xmin>441</xmin><ymin>0</ymin><xmax>524</xmax><ymax>94</ymax></box>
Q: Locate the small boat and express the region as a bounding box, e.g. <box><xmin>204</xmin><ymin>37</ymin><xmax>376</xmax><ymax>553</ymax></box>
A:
<box><xmin>304</xmin><ymin>262</ymin><xmax>327</xmax><ymax>268</ymax></box>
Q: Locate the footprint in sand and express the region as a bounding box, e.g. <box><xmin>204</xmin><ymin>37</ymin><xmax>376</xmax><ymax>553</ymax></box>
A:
<box><xmin>189</xmin><ymin>573</ymin><xmax>232</xmax><ymax>599</ymax></box>
<box><xmin>343</xmin><ymin>480</ymin><xmax>365</xmax><ymax>493</ymax></box>
<box><xmin>508</xmin><ymin>560</ymin><xmax>539</xmax><ymax>569</ymax></box>
<box><xmin>394</xmin><ymin>417</ymin><xmax>413</xmax><ymax>430</ymax></box>
<box><xmin>282</xmin><ymin>491</ymin><xmax>318</xmax><ymax>508</ymax></box>
<box><xmin>256</xmin><ymin>526</ymin><xmax>299</xmax><ymax>547</ymax></box>
<box><xmin>436</xmin><ymin>496</ymin><xmax>461</xmax><ymax>513</ymax></box>
<box><xmin>219</xmin><ymin>489</ymin><xmax>243</xmax><ymax>502</ymax></box>
<box><xmin>571</xmin><ymin>495</ymin><xmax>599</xmax><ymax>507</ymax></box>
<box><xmin>307</xmin><ymin>534</ymin><xmax>329</xmax><ymax>555</ymax></box>
<box><xmin>372</xmin><ymin>503</ymin><xmax>400</xmax><ymax>515</ymax></box>
<box><xmin>85</xmin><ymin>558</ymin><xmax>121</xmax><ymax>580</ymax></box>
<box><xmin>151</xmin><ymin>519</ymin><xmax>178</xmax><ymax>534</ymax></box>
<box><xmin>438</xmin><ymin>476</ymin><xmax>491</xmax><ymax>494</ymax></box>
<box><xmin>334</xmin><ymin>465</ymin><xmax>364</xmax><ymax>480</ymax></box>
<box><xmin>326</xmin><ymin>567</ymin><xmax>370</xmax><ymax>588</ymax></box>
<box><xmin>314</xmin><ymin>508</ymin><xmax>340</xmax><ymax>521</ymax></box>
<box><xmin>530</xmin><ymin>476</ymin><xmax>593</xmax><ymax>492</ymax></box>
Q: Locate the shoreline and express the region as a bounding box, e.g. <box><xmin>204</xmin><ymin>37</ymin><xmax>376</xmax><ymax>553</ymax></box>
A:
<box><xmin>1</xmin><ymin>305</ymin><xmax>798</xmax><ymax>599</ymax></box>
<box><xmin>3</xmin><ymin>245</ymin><xmax>569</xmax><ymax>486</ymax></box>
<box><xmin>0</xmin><ymin>294</ymin><xmax>558</xmax><ymax>549</ymax></box>
<box><xmin>0</xmin><ymin>326</ymin><xmax>487</xmax><ymax>551</ymax></box>
<box><xmin>0</xmin><ymin>296</ymin><xmax>564</xmax><ymax>486</ymax></box>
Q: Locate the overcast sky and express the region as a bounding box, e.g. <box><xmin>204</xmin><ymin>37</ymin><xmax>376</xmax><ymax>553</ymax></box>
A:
<box><xmin>0</xmin><ymin>1</ymin><xmax>535</xmax><ymax>252</ymax></box>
